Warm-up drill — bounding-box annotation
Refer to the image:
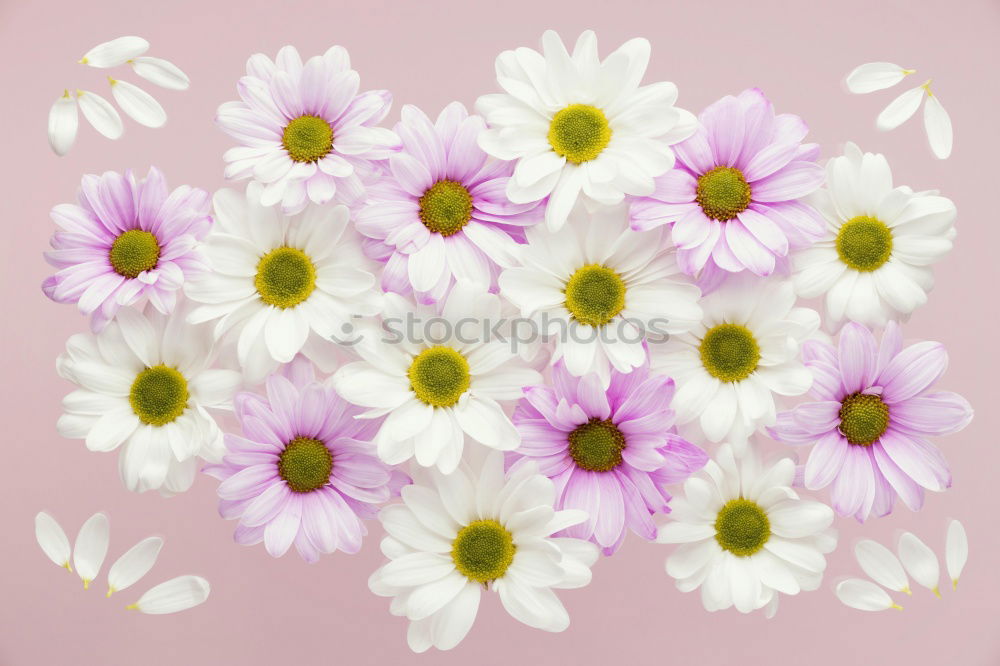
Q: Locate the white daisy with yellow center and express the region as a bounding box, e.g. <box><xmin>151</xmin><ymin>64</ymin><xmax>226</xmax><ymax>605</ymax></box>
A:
<box><xmin>476</xmin><ymin>30</ymin><xmax>696</xmax><ymax>231</ymax></box>
<box><xmin>185</xmin><ymin>184</ymin><xmax>381</xmax><ymax>382</ymax></box>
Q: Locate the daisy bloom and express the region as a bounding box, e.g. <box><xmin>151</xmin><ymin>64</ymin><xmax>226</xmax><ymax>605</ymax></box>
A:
<box><xmin>204</xmin><ymin>361</ymin><xmax>406</xmax><ymax>562</ymax></box>
<box><xmin>357</xmin><ymin>102</ymin><xmax>542</xmax><ymax>302</ymax></box>
<box><xmin>509</xmin><ymin>357</ymin><xmax>707</xmax><ymax>554</ymax></box>
<box><xmin>630</xmin><ymin>89</ymin><xmax>825</xmax><ymax>279</ymax></box>
<box><xmin>769</xmin><ymin>321</ymin><xmax>972</xmax><ymax>521</ymax></box>
<box><xmin>657</xmin><ymin>443</ymin><xmax>836</xmax><ymax>616</ymax></box>
<box><xmin>185</xmin><ymin>185</ymin><xmax>381</xmax><ymax>383</ymax></box>
<box><xmin>331</xmin><ymin>286</ymin><xmax>541</xmax><ymax>473</ymax></box>
<box><xmin>792</xmin><ymin>143</ymin><xmax>957</xmax><ymax>328</ymax></box>
<box><xmin>42</xmin><ymin>168</ymin><xmax>211</xmax><ymax>331</ymax></box>
<box><xmin>651</xmin><ymin>275</ymin><xmax>818</xmax><ymax>449</ymax></box>
<box><xmin>499</xmin><ymin>202</ymin><xmax>703</xmax><ymax>381</ymax></box>
<box><xmin>476</xmin><ymin>30</ymin><xmax>696</xmax><ymax>231</ymax></box>
<box><xmin>368</xmin><ymin>451</ymin><xmax>598</xmax><ymax>652</ymax></box>
<box><xmin>217</xmin><ymin>45</ymin><xmax>400</xmax><ymax>214</ymax></box>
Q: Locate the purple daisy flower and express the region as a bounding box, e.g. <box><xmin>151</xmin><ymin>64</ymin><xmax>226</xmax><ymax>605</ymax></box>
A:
<box><xmin>217</xmin><ymin>45</ymin><xmax>401</xmax><ymax>215</ymax></box>
<box><xmin>42</xmin><ymin>167</ymin><xmax>211</xmax><ymax>332</ymax></box>
<box><xmin>769</xmin><ymin>321</ymin><xmax>973</xmax><ymax>522</ymax></box>
<box><xmin>508</xmin><ymin>357</ymin><xmax>708</xmax><ymax>554</ymax></box>
<box><xmin>205</xmin><ymin>361</ymin><xmax>408</xmax><ymax>562</ymax></box>
<box><xmin>630</xmin><ymin>88</ymin><xmax>825</xmax><ymax>279</ymax></box>
<box><xmin>356</xmin><ymin>102</ymin><xmax>543</xmax><ymax>303</ymax></box>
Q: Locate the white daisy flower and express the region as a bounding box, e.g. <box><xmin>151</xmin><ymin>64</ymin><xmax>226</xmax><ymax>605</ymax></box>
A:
<box><xmin>57</xmin><ymin>304</ymin><xmax>241</xmax><ymax>494</ymax></box>
<box><xmin>499</xmin><ymin>202</ymin><xmax>702</xmax><ymax>381</ymax></box>
<box><xmin>650</xmin><ymin>275</ymin><xmax>818</xmax><ymax>449</ymax></box>
<box><xmin>657</xmin><ymin>443</ymin><xmax>836</xmax><ymax>616</ymax></box>
<box><xmin>476</xmin><ymin>30</ymin><xmax>696</xmax><ymax>230</ymax></box>
<box><xmin>791</xmin><ymin>142</ymin><xmax>957</xmax><ymax>328</ymax></box>
<box><xmin>185</xmin><ymin>184</ymin><xmax>381</xmax><ymax>383</ymax></box>
<box><xmin>368</xmin><ymin>451</ymin><xmax>598</xmax><ymax>652</ymax></box>
<box><xmin>331</xmin><ymin>285</ymin><xmax>541</xmax><ymax>474</ymax></box>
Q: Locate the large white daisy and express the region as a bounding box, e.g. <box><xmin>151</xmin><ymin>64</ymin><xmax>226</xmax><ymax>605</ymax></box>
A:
<box><xmin>650</xmin><ymin>275</ymin><xmax>817</xmax><ymax>449</ymax></box>
<box><xmin>368</xmin><ymin>451</ymin><xmax>598</xmax><ymax>652</ymax></box>
<box><xmin>792</xmin><ymin>142</ymin><xmax>957</xmax><ymax>328</ymax></box>
<box><xmin>475</xmin><ymin>30</ymin><xmax>696</xmax><ymax>230</ymax></box>
<box><xmin>657</xmin><ymin>442</ymin><xmax>836</xmax><ymax>616</ymax></box>
<box><xmin>185</xmin><ymin>184</ymin><xmax>381</xmax><ymax>383</ymax></box>
<box><xmin>56</xmin><ymin>304</ymin><xmax>241</xmax><ymax>494</ymax></box>
<box><xmin>499</xmin><ymin>202</ymin><xmax>702</xmax><ymax>382</ymax></box>
<box><xmin>331</xmin><ymin>285</ymin><xmax>541</xmax><ymax>473</ymax></box>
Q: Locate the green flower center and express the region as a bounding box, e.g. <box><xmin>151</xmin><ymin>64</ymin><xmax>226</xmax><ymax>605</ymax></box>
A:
<box><xmin>418</xmin><ymin>180</ymin><xmax>474</xmax><ymax>236</ymax></box>
<box><xmin>564</xmin><ymin>264</ymin><xmax>627</xmax><ymax>327</ymax></box>
<box><xmin>254</xmin><ymin>247</ymin><xmax>317</xmax><ymax>308</ymax></box>
<box><xmin>714</xmin><ymin>498</ymin><xmax>770</xmax><ymax>557</ymax></box>
<box><xmin>568</xmin><ymin>418</ymin><xmax>626</xmax><ymax>472</ymax></box>
<box><xmin>407</xmin><ymin>346</ymin><xmax>471</xmax><ymax>408</ymax></box>
<box><xmin>129</xmin><ymin>365</ymin><xmax>189</xmax><ymax>426</ymax></box>
<box><xmin>109</xmin><ymin>230</ymin><xmax>160</xmax><ymax>278</ymax></box>
<box><xmin>836</xmin><ymin>215</ymin><xmax>893</xmax><ymax>272</ymax></box>
<box><xmin>699</xmin><ymin>324</ymin><xmax>761</xmax><ymax>382</ymax></box>
<box><xmin>696</xmin><ymin>166</ymin><xmax>752</xmax><ymax>221</ymax></box>
<box><xmin>278</xmin><ymin>436</ymin><xmax>333</xmax><ymax>493</ymax></box>
<box><xmin>548</xmin><ymin>104</ymin><xmax>612</xmax><ymax>164</ymax></box>
<box><xmin>838</xmin><ymin>393</ymin><xmax>890</xmax><ymax>446</ymax></box>
<box><xmin>282</xmin><ymin>115</ymin><xmax>334</xmax><ymax>163</ymax></box>
<box><xmin>451</xmin><ymin>519</ymin><xmax>516</xmax><ymax>584</ymax></box>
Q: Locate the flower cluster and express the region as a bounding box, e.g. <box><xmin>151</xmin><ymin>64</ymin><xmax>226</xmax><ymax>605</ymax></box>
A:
<box><xmin>42</xmin><ymin>31</ymin><xmax>972</xmax><ymax>651</ymax></box>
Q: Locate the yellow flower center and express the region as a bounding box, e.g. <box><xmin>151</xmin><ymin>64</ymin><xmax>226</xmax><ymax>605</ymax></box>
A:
<box><xmin>836</xmin><ymin>215</ymin><xmax>893</xmax><ymax>272</ymax></box>
<box><xmin>564</xmin><ymin>264</ymin><xmax>627</xmax><ymax>327</ymax></box>
<box><xmin>547</xmin><ymin>104</ymin><xmax>612</xmax><ymax>164</ymax></box>
<box><xmin>109</xmin><ymin>230</ymin><xmax>160</xmax><ymax>278</ymax></box>
<box><xmin>282</xmin><ymin>115</ymin><xmax>334</xmax><ymax>163</ymax></box>
<box><xmin>407</xmin><ymin>346</ymin><xmax>471</xmax><ymax>408</ymax></box>
<box><xmin>568</xmin><ymin>418</ymin><xmax>626</xmax><ymax>472</ymax></box>
<box><xmin>418</xmin><ymin>180</ymin><xmax>474</xmax><ymax>236</ymax></box>
<box><xmin>129</xmin><ymin>365</ymin><xmax>189</xmax><ymax>426</ymax></box>
<box><xmin>451</xmin><ymin>519</ymin><xmax>516</xmax><ymax>584</ymax></box>
<box><xmin>714</xmin><ymin>498</ymin><xmax>770</xmax><ymax>557</ymax></box>
<box><xmin>699</xmin><ymin>324</ymin><xmax>761</xmax><ymax>382</ymax></box>
<box><xmin>254</xmin><ymin>247</ymin><xmax>317</xmax><ymax>308</ymax></box>
<box><xmin>695</xmin><ymin>166</ymin><xmax>752</xmax><ymax>221</ymax></box>
<box><xmin>278</xmin><ymin>436</ymin><xmax>333</xmax><ymax>492</ymax></box>
<box><xmin>838</xmin><ymin>393</ymin><xmax>891</xmax><ymax>446</ymax></box>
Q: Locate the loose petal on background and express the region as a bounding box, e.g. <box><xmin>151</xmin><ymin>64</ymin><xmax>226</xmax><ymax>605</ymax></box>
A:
<box><xmin>107</xmin><ymin>536</ymin><xmax>164</xmax><ymax>597</ymax></box>
<box><xmin>73</xmin><ymin>512</ymin><xmax>110</xmax><ymax>589</ymax></box>
<box><xmin>835</xmin><ymin>578</ymin><xmax>902</xmax><ymax>611</ymax></box>
<box><xmin>945</xmin><ymin>519</ymin><xmax>968</xmax><ymax>589</ymax></box>
<box><xmin>35</xmin><ymin>512</ymin><xmax>72</xmax><ymax>571</ymax></box>
<box><xmin>77</xmin><ymin>90</ymin><xmax>124</xmax><ymax>139</ymax></box>
<box><xmin>127</xmin><ymin>575</ymin><xmax>210</xmax><ymax>614</ymax></box>
<box><xmin>876</xmin><ymin>86</ymin><xmax>924</xmax><ymax>131</ymax></box>
<box><xmin>109</xmin><ymin>78</ymin><xmax>167</xmax><ymax>128</ymax></box>
<box><xmin>80</xmin><ymin>36</ymin><xmax>149</xmax><ymax>68</ymax></box>
<box><xmin>855</xmin><ymin>539</ymin><xmax>910</xmax><ymax>594</ymax></box>
<box><xmin>897</xmin><ymin>531</ymin><xmax>940</xmax><ymax>596</ymax></box>
<box><xmin>130</xmin><ymin>56</ymin><xmax>190</xmax><ymax>90</ymax></box>
<box><xmin>47</xmin><ymin>91</ymin><xmax>78</xmax><ymax>156</ymax></box>
<box><xmin>923</xmin><ymin>94</ymin><xmax>953</xmax><ymax>159</ymax></box>
<box><xmin>846</xmin><ymin>62</ymin><xmax>913</xmax><ymax>94</ymax></box>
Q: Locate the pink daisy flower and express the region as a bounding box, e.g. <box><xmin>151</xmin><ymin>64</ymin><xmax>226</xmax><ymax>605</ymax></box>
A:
<box><xmin>769</xmin><ymin>321</ymin><xmax>973</xmax><ymax>521</ymax></box>
<box><xmin>217</xmin><ymin>45</ymin><xmax>400</xmax><ymax>215</ymax></box>
<box><xmin>42</xmin><ymin>167</ymin><xmax>211</xmax><ymax>332</ymax></box>
<box><xmin>357</xmin><ymin>102</ymin><xmax>543</xmax><ymax>303</ymax></box>
<box><xmin>508</xmin><ymin>357</ymin><xmax>708</xmax><ymax>554</ymax></box>
<box><xmin>630</xmin><ymin>88</ymin><xmax>825</xmax><ymax>279</ymax></box>
<box><xmin>205</xmin><ymin>361</ymin><xmax>408</xmax><ymax>562</ymax></box>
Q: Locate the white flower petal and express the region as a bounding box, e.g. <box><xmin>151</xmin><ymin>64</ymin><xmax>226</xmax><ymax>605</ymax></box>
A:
<box><xmin>80</xmin><ymin>36</ymin><xmax>149</xmax><ymax>68</ymax></box>
<box><xmin>897</xmin><ymin>532</ymin><xmax>941</xmax><ymax>596</ymax></box>
<box><xmin>854</xmin><ymin>539</ymin><xmax>910</xmax><ymax>594</ymax></box>
<box><xmin>77</xmin><ymin>90</ymin><xmax>124</xmax><ymax>139</ymax></box>
<box><xmin>110</xmin><ymin>78</ymin><xmax>167</xmax><ymax>128</ymax></box>
<box><xmin>35</xmin><ymin>512</ymin><xmax>72</xmax><ymax>571</ymax></box>
<box><xmin>127</xmin><ymin>575</ymin><xmax>210</xmax><ymax>614</ymax></box>
<box><xmin>130</xmin><ymin>56</ymin><xmax>190</xmax><ymax>90</ymax></box>
<box><xmin>48</xmin><ymin>91</ymin><xmax>78</xmax><ymax>156</ymax></box>
<box><xmin>73</xmin><ymin>512</ymin><xmax>110</xmax><ymax>588</ymax></box>
<box><xmin>923</xmin><ymin>93</ymin><xmax>953</xmax><ymax>159</ymax></box>
<box><xmin>945</xmin><ymin>519</ymin><xmax>968</xmax><ymax>590</ymax></box>
<box><xmin>876</xmin><ymin>86</ymin><xmax>924</xmax><ymax>131</ymax></box>
<box><xmin>107</xmin><ymin>536</ymin><xmax>164</xmax><ymax>597</ymax></box>
<box><xmin>835</xmin><ymin>578</ymin><xmax>902</xmax><ymax>611</ymax></box>
<box><xmin>845</xmin><ymin>62</ymin><xmax>912</xmax><ymax>94</ymax></box>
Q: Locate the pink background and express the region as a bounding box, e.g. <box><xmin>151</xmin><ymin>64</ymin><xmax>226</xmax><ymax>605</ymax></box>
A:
<box><xmin>2</xmin><ymin>0</ymin><xmax>997</xmax><ymax>664</ymax></box>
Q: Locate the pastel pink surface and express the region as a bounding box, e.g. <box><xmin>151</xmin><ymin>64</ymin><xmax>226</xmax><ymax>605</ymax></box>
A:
<box><xmin>1</xmin><ymin>0</ymin><xmax>996</xmax><ymax>664</ymax></box>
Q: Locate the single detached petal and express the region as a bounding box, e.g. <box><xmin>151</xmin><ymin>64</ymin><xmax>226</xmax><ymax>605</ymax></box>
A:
<box><xmin>845</xmin><ymin>62</ymin><xmax>913</xmax><ymax>94</ymax></box>
<box><xmin>110</xmin><ymin>78</ymin><xmax>167</xmax><ymax>128</ymax></box>
<box><xmin>77</xmin><ymin>90</ymin><xmax>124</xmax><ymax>139</ymax></box>
<box><xmin>107</xmin><ymin>536</ymin><xmax>164</xmax><ymax>596</ymax></box>
<box><xmin>876</xmin><ymin>86</ymin><xmax>924</xmax><ymax>131</ymax></box>
<box><xmin>127</xmin><ymin>575</ymin><xmax>210</xmax><ymax>614</ymax></box>
<box><xmin>945</xmin><ymin>519</ymin><xmax>968</xmax><ymax>589</ymax></box>
<box><xmin>130</xmin><ymin>56</ymin><xmax>190</xmax><ymax>90</ymax></box>
<box><xmin>73</xmin><ymin>512</ymin><xmax>110</xmax><ymax>589</ymax></box>
<box><xmin>855</xmin><ymin>539</ymin><xmax>910</xmax><ymax>594</ymax></box>
<box><xmin>835</xmin><ymin>578</ymin><xmax>902</xmax><ymax>611</ymax></box>
<box><xmin>48</xmin><ymin>91</ymin><xmax>78</xmax><ymax>156</ymax></box>
<box><xmin>923</xmin><ymin>94</ymin><xmax>953</xmax><ymax>159</ymax></box>
<box><xmin>80</xmin><ymin>36</ymin><xmax>149</xmax><ymax>68</ymax></box>
<box><xmin>897</xmin><ymin>531</ymin><xmax>940</xmax><ymax>596</ymax></box>
<box><xmin>35</xmin><ymin>512</ymin><xmax>72</xmax><ymax>570</ymax></box>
